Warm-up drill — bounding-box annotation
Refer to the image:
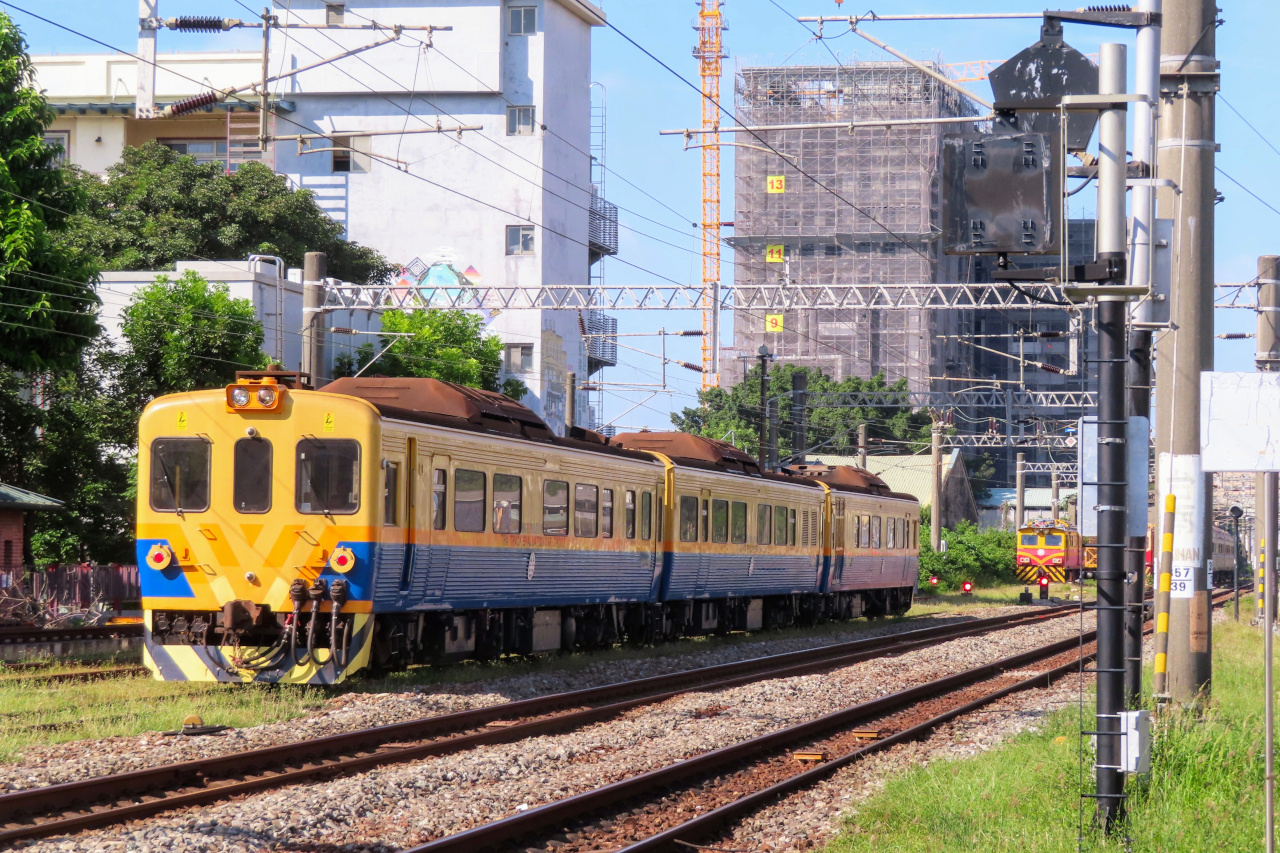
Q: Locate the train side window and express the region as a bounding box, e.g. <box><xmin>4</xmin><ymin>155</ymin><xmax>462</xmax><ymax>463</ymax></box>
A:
<box><xmin>233</xmin><ymin>438</ymin><xmax>271</xmax><ymax>513</ymax></box>
<box><xmin>656</xmin><ymin>496</ymin><xmax>664</xmax><ymax>541</ymax></box>
<box><xmin>774</xmin><ymin>505</ymin><xmax>787</xmax><ymax>545</ymax></box>
<box><xmin>602</xmin><ymin>489</ymin><xmax>615</xmax><ymax>538</ymax></box>
<box><xmin>701</xmin><ymin>500</ymin><xmax>709</xmax><ymax>542</ymax></box>
<box><xmin>679</xmin><ymin>496</ymin><xmax>699</xmax><ymax>542</ymax></box>
<box><xmin>432</xmin><ymin>470</ymin><xmax>447</xmax><ymax>530</ymax></box>
<box><xmin>885</xmin><ymin>517</ymin><xmax>895</xmax><ymax>549</ymax></box>
<box><xmin>711</xmin><ymin>499</ymin><xmax>728</xmax><ymax>543</ymax></box>
<box><xmin>493</xmin><ymin>474</ymin><xmax>522</xmax><ymax>534</ymax></box>
<box><xmin>296</xmin><ymin>438</ymin><xmax>360</xmax><ymax>515</ymax></box>
<box><xmin>454</xmin><ymin>469</ymin><xmax>486</xmax><ymax>532</ymax></box>
<box><xmin>833</xmin><ymin>510</ymin><xmax>845</xmax><ymax>550</ymax></box>
<box><xmin>625</xmin><ymin>490</ymin><xmax>637</xmax><ymax>539</ymax></box>
<box><xmin>640</xmin><ymin>491</ymin><xmax>653</xmax><ymax>540</ymax></box>
<box><xmin>801</xmin><ymin>510</ymin><xmax>810</xmax><ymax>546</ymax></box>
<box><xmin>851</xmin><ymin>514</ymin><xmax>860</xmax><ymax>548</ymax></box>
<box><xmin>544</xmin><ymin>480</ymin><xmax>569</xmax><ymax>535</ymax></box>
<box><xmin>871</xmin><ymin>516</ymin><xmax>882</xmax><ymax>549</ymax></box>
<box><xmin>860</xmin><ymin>515</ymin><xmax>871</xmax><ymax>548</ymax></box>
<box><xmin>575</xmin><ymin>484</ymin><xmax>599</xmax><ymax>538</ymax></box>
<box><xmin>383</xmin><ymin>462</ymin><xmax>400</xmax><ymax>526</ymax></box>
<box><xmin>1045</xmin><ymin>533</ymin><xmax>1064</xmax><ymax>547</ymax></box>
<box><xmin>757</xmin><ymin>504</ymin><xmax>772</xmax><ymax>545</ymax></box>
<box><xmin>1020</xmin><ymin>534</ymin><xmax>1039</xmax><ymax>546</ymax></box>
<box><xmin>150</xmin><ymin>437</ymin><xmax>212</xmax><ymax>513</ymax></box>
<box><xmin>789</xmin><ymin>508</ymin><xmax>797</xmax><ymax>546</ymax></box>
<box><xmin>731</xmin><ymin>501</ymin><xmax>748</xmax><ymax>544</ymax></box>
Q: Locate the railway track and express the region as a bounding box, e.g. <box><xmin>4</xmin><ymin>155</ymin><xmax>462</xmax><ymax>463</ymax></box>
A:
<box><xmin>0</xmin><ymin>624</ymin><xmax>144</xmax><ymax>646</ymax></box>
<box><xmin>402</xmin><ymin>590</ymin><xmax>1240</xmax><ymax>853</ymax></box>
<box><xmin>0</xmin><ymin>664</ymin><xmax>148</xmax><ymax>687</ymax></box>
<box><xmin>0</xmin><ymin>604</ymin><xmax>1082</xmax><ymax>844</ymax></box>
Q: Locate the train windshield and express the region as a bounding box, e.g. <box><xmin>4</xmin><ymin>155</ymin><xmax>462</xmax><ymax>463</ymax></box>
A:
<box><xmin>1044</xmin><ymin>534</ymin><xmax>1064</xmax><ymax>547</ymax></box>
<box><xmin>1020</xmin><ymin>534</ymin><xmax>1040</xmax><ymax>546</ymax></box>
<box><xmin>150</xmin><ymin>437</ymin><xmax>211</xmax><ymax>513</ymax></box>
<box><xmin>295</xmin><ymin>439</ymin><xmax>360</xmax><ymax>515</ymax></box>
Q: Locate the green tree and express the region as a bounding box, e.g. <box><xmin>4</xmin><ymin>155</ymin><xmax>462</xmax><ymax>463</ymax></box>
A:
<box><xmin>62</xmin><ymin>142</ymin><xmax>395</xmax><ymax>284</ymax></box>
<box><xmin>119</xmin><ymin>270</ymin><xmax>269</xmax><ymax>398</ymax></box>
<box><xmin>917</xmin><ymin>519</ymin><xmax>1018</xmax><ymax>590</ymax></box>
<box><xmin>333</xmin><ymin>309</ymin><xmax>528</xmax><ymax>400</ymax></box>
<box><xmin>671</xmin><ymin>364</ymin><xmax>931</xmax><ymax>462</ymax></box>
<box><xmin>0</xmin><ymin>12</ymin><xmax>99</xmax><ymax>371</ymax></box>
<box><xmin>962</xmin><ymin>452</ymin><xmax>997</xmax><ymax>501</ymax></box>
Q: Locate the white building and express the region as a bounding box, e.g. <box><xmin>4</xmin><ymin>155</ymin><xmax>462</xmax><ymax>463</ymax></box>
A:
<box><xmin>32</xmin><ymin>0</ymin><xmax>616</xmax><ymax>434</ymax></box>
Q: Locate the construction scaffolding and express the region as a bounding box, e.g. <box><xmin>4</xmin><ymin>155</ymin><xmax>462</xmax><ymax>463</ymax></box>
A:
<box><xmin>727</xmin><ymin>62</ymin><xmax>983</xmax><ymax>389</ymax></box>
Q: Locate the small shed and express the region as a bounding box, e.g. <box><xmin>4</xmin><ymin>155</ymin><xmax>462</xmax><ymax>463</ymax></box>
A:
<box><xmin>0</xmin><ymin>483</ymin><xmax>64</xmax><ymax>576</ymax></box>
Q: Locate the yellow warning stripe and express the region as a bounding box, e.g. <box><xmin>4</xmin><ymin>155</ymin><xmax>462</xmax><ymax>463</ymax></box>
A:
<box><xmin>1154</xmin><ymin>651</ymin><xmax>1167</xmax><ymax>674</ymax></box>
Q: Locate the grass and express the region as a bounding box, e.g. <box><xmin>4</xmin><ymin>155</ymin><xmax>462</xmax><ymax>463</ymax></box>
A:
<box><xmin>0</xmin><ymin>591</ymin><xmax>1022</xmax><ymax>761</ymax></box>
<box><xmin>825</xmin><ymin>600</ymin><xmax>1267</xmax><ymax>853</ymax></box>
<box><xmin>910</xmin><ymin>581</ymin><xmax>1094</xmax><ymax>616</ymax></box>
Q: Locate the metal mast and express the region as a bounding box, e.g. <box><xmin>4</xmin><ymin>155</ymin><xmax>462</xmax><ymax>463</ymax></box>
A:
<box><xmin>694</xmin><ymin>0</ymin><xmax>725</xmax><ymax>389</ymax></box>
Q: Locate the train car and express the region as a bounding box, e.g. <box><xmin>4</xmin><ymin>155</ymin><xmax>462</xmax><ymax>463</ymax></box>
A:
<box><xmin>136</xmin><ymin>372</ymin><xmax>920</xmax><ymax>684</ymax></box>
<box><xmin>1015</xmin><ymin>519</ymin><xmax>1084</xmax><ymax>583</ymax></box>
<box><xmin>1210</xmin><ymin>525</ymin><xmax>1237</xmax><ymax>586</ymax></box>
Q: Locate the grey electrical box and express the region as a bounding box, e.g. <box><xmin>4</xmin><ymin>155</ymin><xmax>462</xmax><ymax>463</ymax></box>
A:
<box><xmin>942</xmin><ymin>132</ymin><xmax>1056</xmax><ymax>255</ymax></box>
<box><xmin>1120</xmin><ymin>710</ymin><xmax>1151</xmax><ymax>774</ymax></box>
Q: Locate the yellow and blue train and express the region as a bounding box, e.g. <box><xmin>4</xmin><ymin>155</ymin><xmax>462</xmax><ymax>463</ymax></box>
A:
<box><xmin>137</xmin><ymin>372</ymin><xmax>920</xmax><ymax>684</ymax></box>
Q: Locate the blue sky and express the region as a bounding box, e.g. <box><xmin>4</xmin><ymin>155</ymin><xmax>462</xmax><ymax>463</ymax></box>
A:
<box><xmin>11</xmin><ymin>1</ymin><xmax>1279</xmax><ymax>431</ymax></box>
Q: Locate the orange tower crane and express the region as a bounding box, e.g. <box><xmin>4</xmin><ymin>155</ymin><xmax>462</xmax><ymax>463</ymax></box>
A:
<box><xmin>693</xmin><ymin>0</ymin><xmax>725</xmax><ymax>389</ymax></box>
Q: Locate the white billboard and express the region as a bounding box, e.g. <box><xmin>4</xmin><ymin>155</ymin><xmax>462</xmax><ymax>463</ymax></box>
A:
<box><xmin>1201</xmin><ymin>372</ymin><xmax>1280</xmax><ymax>473</ymax></box>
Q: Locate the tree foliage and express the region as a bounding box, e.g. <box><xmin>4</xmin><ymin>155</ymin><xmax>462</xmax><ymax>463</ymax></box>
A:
<box><xmin>0</xmin><ymin>11</ymin><xmax>99</xmax><ymax>371</ymax></box>
<box><xmin>917</xmin><ymin>519</ymin><xmax>1018</xmax><ymax>591</ymax></box>
<box><xmin>671</xmin><ymin>364</ymin><xmax>932</xmax><ymax>461</ymax></box>
<box><xmin>333</xmin><ymin>309</ymin><xmax>528</xmax><ymax>400</ymax></box>
<box><xmin>62</xmin><ymin>142</ymin><xmax>395</xmax><ymax>284</ymax></box>
<box><xmin>118</xmin><ymin>270</ymin><xmax>269</xmax><ymax>398</ymax></box>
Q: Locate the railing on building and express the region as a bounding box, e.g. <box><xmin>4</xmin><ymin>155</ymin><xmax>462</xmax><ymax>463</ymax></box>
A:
<box><xmin>588</xmin><ymin>192</ymin><xmax>619</xmax><ymax>259</ymax></box>
<box><xmin>584</xmin><ymin>309</ymin><xmax>618</xmax><ymax>371</ymax></box>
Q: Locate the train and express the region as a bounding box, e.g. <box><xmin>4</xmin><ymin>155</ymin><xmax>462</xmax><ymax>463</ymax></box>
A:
<box><xmin>136</xmin><ymin>371</ymin><xmax>921</xmax><ymax>684</ymax></box>
<box><xmin>1015</xmin><ymin>519</ymin><xmax>1085</xmax><ymax>583</ymax></box>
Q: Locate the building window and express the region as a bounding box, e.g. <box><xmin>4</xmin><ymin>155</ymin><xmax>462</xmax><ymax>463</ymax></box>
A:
<box><xmin>504</xmin><ymin>343</ymin><xmax>533</xmax><ymax>373</ymax></box>
<box><xmin>326</xmin><ymin>3</ymin><xmax>345</xmax><ymax>25</ymax></box>
<box><xmin>508</xmin><ymin>6</ymin><xmax>536</xmax><ymax>35</ymax></box>
<box><xmin>507</xmin><ymin>106</ymin><xmax>536</xmax><ymax>136</ymax></box>
<box><xmin>331</xmin><ymin>136</ymin><xmax>352</xmax><ymax>173</ymax></box>
<box><xmin>43</xmin><ymin>131</ymin><xmax>69</xmax><ymax>165</ymax></box>
<box><xmin>506</xmin><ymin>225</ymin><xmax>534</xmax><ymax>255</ymax></box>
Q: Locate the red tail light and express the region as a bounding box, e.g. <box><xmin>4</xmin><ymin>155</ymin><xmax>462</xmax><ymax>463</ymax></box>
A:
<box><xmin>961</xmin><ymin>581</ymin><xmax>973</xmax><ymax>594</ymax></box>
<box><xmin>929</xmin><ymin>576</ymin><xmax>939</xmax><ymax>586</ymax></box>
<box><xmin>1039</xmin><ymin>576</ymin><xmax>1050</xmax><ymax>587</ymax></box>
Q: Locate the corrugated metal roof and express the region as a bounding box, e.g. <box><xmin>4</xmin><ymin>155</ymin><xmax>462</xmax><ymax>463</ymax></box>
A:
<box><xmin>811</xmin><ymin>452</ymin><xmax>960</xmax><ymax>509</ymax></box>
<box><xmin>0</xmin><ymin>483</ymin><xmax>63</xmax><ymax>511</ymax></box>
<box><xmin>983</xmin><ymin>487</ymin><xmax>1078</xmax><ymax>509</ymax></box>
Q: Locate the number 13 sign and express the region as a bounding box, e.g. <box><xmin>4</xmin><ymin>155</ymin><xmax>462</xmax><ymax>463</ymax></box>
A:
<box><xmin>766</xmin><ymin>175</ymin><xmax>786</xmax><ymax>193</ymax></box>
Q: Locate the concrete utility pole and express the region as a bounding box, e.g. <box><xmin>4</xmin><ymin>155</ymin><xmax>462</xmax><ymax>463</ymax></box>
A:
<box><xmin>566</xmin><ymin>371</ymin><xmax>576</xmax><ymax>432</ymax></box>
<box><xmin>1257</xmin><ymin>255</ymin><xmax>1280</xmax><ymax>853</ymax></box>
<box><xmin>1155</xmin><ymin>0</ymin><xmax>1216</xmax><ymax>703</ymax></box>
<box><xmin>136</xmin><ymin>0</ymin><xmax>158</xmax><ymax>119</ymax></box>
<box><xmin>790</xmin><ymin>372</ymin><xmax>808</xmax><ymax>464</ymax></box>
<box><xmin>1050</xmin><ymin>471</ymin><xmax>1060</xmax><ymax>520</ymax></box>
<box><xmin>1093</xmin><ymin>43</ymin><xmax>1131</xmax><ymax>831</ymax></box>
<box><xmin>857</xmin><ymin>423</ymin><xmax>868</xmax><ymax>469</ymax></box>
<box><xmin>756</xmin><ymin>346</ymin><xmax>772</xmax><ymax>471</ymax></box>
<box><xmin>931</xmin><ymin>424</ymin><xmax>943</xmax><ymax>550</ymax></box>
<box><xmin>301</xmin><ymin>252</ymin><xmax>327</xmax><ymax>388</ymax></box>
<box><xmin>1015</xmin><ymin>453</ymin><xmax>1026</xmax><ymax>529</ymax></box>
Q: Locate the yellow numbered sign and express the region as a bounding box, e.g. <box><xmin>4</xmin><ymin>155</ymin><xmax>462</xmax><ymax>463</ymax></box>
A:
<box><xmin>766</xmin><ymin>175</ymin><xmax>786</xmax><ymax>194</ymax></box>
<box><xmin>323</xmin><ymin>412</ymin><xmax>336</xmax><ymax>433</ymax></box>
<box><xmin>176</xmin><ymin>411</ymin><xmax>188</xmax><ymax>431</ymax></box>
<box><xmin>765</xmin><ymin>245</ymin><xmax>785</xmax><ymax>263</ymax></box>
<box><xmin>765</xmin><ymin>314</ymin><xmax>784</xmax><ymax>333</ymax></box>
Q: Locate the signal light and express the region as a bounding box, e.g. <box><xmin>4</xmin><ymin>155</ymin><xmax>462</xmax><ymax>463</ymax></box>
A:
<box><xmin>146</xmin><ymin>543</ymin><xmax>173</xmax><ymax>570</ymax></box>
<box><xmin>329</xmin><ymin>546</ymin><xmax>356</xmax><ymax>574</ymax></box>
<box><xmin>225</xmin><ymin>379</ymin><xmax>285</xmax><ymax>412</ymax></box>
<box><xmin>929</xmin><ymin>576</ymin><xmax>939</xmax><ymax>586</ymax></box>
<box><xmin>1039</xmin><ymin>575</ymin><xmax>1050</xmax><ymax>600</ymax></box>
<box><xmin>961</xmin><ymin>581</ymin><xmax>973</xmax><ymax>595</ymax></box>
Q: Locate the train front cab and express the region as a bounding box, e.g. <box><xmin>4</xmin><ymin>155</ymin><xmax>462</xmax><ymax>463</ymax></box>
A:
<box><xmin>138</xmin><ymin>377</ymin><xmax>381</xmax><ymax>684</ymax></box>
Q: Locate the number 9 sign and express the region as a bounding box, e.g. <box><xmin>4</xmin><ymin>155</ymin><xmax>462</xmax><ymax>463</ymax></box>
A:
<box><xmin>765</xmin><ymin>314</ymin><xmax>784</xmax><ymax>333</ymax></box>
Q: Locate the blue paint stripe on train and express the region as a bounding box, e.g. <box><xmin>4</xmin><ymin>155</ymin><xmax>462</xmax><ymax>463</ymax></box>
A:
<box><xmin>136</xmin><ymin>539</ymin><xmax>194</xmax><ymax>599</ymax></box>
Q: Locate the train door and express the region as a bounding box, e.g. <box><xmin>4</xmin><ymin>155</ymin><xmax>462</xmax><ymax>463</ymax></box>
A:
<box><xmin>376</xmin><ymin>437</ymin><xmax>410</xmax><ymax>609</ymax></box>
<box><xmin>417</xmin><ymin>452</ymin><xmax>449</xmax><ymax>603</ymax></box>
<box><xmin>830</xmin><ymin>497</ymin><xmax>846</xmax><ymax>588</ymax></box>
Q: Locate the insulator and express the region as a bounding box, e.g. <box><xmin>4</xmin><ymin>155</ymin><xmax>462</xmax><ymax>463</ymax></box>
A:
<box><xmin>678</xmin><ymin>361</ymin><xmax>704</xmax><ymax>373</ymax></box>
<box><xmin>1036</xmin><ymin>331</ymin><xmax>1065</xmax><ymax>338</ymax></box>
<box><xmin>165</xmin><ymin>16</ymin><xmax>232</xmax><ymax>32</ymax></box>
<box><xmin>677</xmin><ymin>330</ymin><xmax>705</xmax><ymax>336</ymax></box>
<box><xmin>1038</xmin><ymin>363</ymin><xmax>1065</xmax><ymax>374</ymax></box>
<box><xmin>1218</xmin><ymin>332</ymin><xmax>1253</xmax><ymax>340</ymax></box>
<box><xmin>330</xmin><ymin>327</ymin><xmax>354</xmax><ymax>335</ymax></box>
<box><xmin>1085</xmin><ymin>5</ymin><xmax>1132</xmax><ymax>12</ymax></box>
<box><xmin>161</xmin><ymin>91</ymin><xmax>221</xmax><ymax>118</ymax></box>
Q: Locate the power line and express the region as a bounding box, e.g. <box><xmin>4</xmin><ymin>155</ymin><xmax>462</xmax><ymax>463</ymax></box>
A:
<box><xmin>1216</xmin><ymin>166</ymin><xmax>1280</xmax><ymax>219</ymax></box>
<box><xmin>1220</xmin><ymin>94</ymin><xmax>1280</xmax><ymax>161</ymax></box>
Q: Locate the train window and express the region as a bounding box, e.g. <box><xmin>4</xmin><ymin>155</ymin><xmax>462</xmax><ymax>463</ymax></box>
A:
<box><xmin>151</xmin><ymin>437</ymin><xmax>211</xmax><ymax>513</ymax></box>
<box><xmin>640</xmin><ymin>491</ymin><xmax>653</xmax><ymax>540</ymax></box>
<box><xmin>859</xmin><ymin>515</ymin><xmax>870</xmax><ymax>548</ymax></box>
<box><xmin>602</xmin><ymin>489</ymin><xmax>615</xmax><ymax>538</ymax></box>
<box><xmin>493</xmin><ymin>474</ymin><xmax>522</xmax><ymax>534</ymax></box>
<box><xmin>851</xmin><ymin>515</ymin><xmax>860</xmax><ymax>548</ymax></box>
<box><xmin>711</xmin><ymin>499</ymin><xmax>729</xmax><ymax>543</ymax></box>
<box><xmin>575</xmin><ymin>484</ymin><xmax>599</xmax><ymax>538</ymax></box>
<box><xmin>801</xmin><ymin>511</ymin><xmax>810</xmax><ymax>546</ymax></box>
<box><xmin>625</xmin><ymin>490</ymin><xmax>637</xmax><ymax>539</ymax></box>
<box><xmin>679</xmin><ymin>496</ymin><xmax>698</xmax><ymax>542</ymax></box>
<box><xmin>886</xmin><ymin>517</ymin><xmax>895</xmax><ymax>549</ymax></box>
<box><xmin>295</xmin><ymin>438</ymin><xmax>360</xmax><ymax>515</ymax></box>
<box><xmin>432</xmin><ymin>470</ymin><xmax>447</xmax><ymax>530</ymax></box>
<box><xmin>757</xmin><ymin>504</ymin><xmax>772</xmax><ymax>545</ymax></box>
<box><xmin>1020</xmin><ymin>534</ymin><xmax>1039</xmax><ymax>546</ymax></box>
<box><xmin>774</xmin><ymin>505</ymin><xmax>788</xmax><ymax>546</ymax></box>
<box><xmin>833</xmin><ymin>511</ymin><xmax>845</xmax><ymax>550</ymax></box>
<box><xmin>454</xmin><ymin>469</ymin><xmax>486</xmax><ymax>532</ymax></box>
<box><xmin>384</xmin><ymin>462</ymin><xmax>400</xmax><ymax>526</ymax></box>
<box><xmin>789</xmin><ymin>509</ymin><xmax>797</xmax><ymax>546</ymax></box>
<box><xmin>1045</xmin><ymin>534</ymin><xmax>1064</xmax><ymax>547</ymax></box>
<box><xmin>656</xmin><ymin>497</ymin><xmax>664</xmax><ymax>541</ymax></box>
<box><xmin>731</xmin><ymin>501</ymin><xmax>748</xmax><ymax>544</ymax></box>
<box><xmin>232</xmin><ymin>438</ymin><xmax>271</xmax><ymax>514</ymax></box>
<box><xmin>701</xmin><ymin>500</ymin><xmax>709</xmax><ymax>542</ymax></box>
<box><xmin>544</xmin><ymin>480</ymin><xmax>569</xmax><ymax>536</ymax></box>
<box><xmin>871</xmin><ymin>516</ymin><xmax>882</xmax><ymax>549</ymax></box>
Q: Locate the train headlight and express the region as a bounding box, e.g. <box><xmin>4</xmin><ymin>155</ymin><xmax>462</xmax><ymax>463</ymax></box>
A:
<box><xmin>230</xmin><ymin>386</ymin><xmax>251</xmax><ymax>407</ymax></box>
<box><xmin>146</xmin><ymin>543</ymin><xmax>173</xmax><ymax>570</ymax></box>
<box><xmin>329</xmin><ymin>546</ymin><xmax>356</xmax><ymax>573</ymax></box>
<box><xmin>256</xmin><ymin>386</ymin><xmax>277</xmax><ymax>407</ymax></box>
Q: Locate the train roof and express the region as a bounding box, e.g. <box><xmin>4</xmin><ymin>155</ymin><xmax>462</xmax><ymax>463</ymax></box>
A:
<box><xmin>781</xmin><ymin>463</ymin><xmax>917</xmax><ymax>502</ymax></box>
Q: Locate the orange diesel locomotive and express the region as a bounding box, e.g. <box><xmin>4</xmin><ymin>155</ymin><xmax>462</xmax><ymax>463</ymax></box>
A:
<box><xmin>1015</xmin><ymin>520</ymin><xmax>1084</xmax><ymax>583</ymax></box>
